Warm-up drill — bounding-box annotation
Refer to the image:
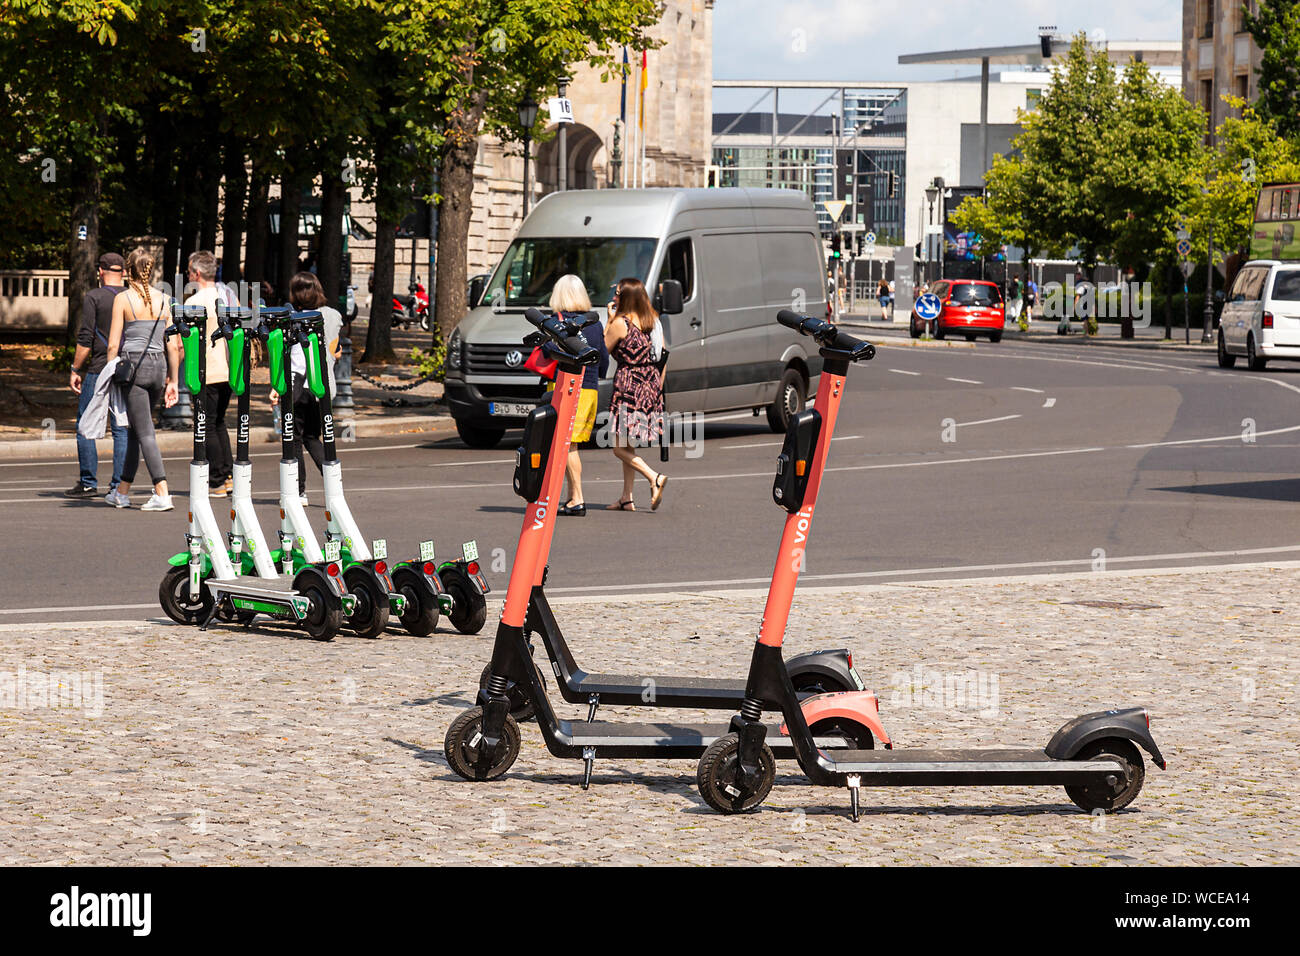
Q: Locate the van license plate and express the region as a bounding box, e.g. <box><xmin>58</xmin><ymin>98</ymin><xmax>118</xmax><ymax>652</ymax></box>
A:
<box><xmin>489</xmin><ymin>402</ymin><xmax>533</xmax><ymax>417</ymax></box>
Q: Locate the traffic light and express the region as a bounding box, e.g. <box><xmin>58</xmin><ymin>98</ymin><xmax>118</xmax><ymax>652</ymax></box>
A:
<box><xmin>887</xmin><ymin>171</ymin><xmax>897</xmax><ymax>199</ymax></box>
<box><xmin>830</xmin><ymin>233</ymin><xmax>842</xmax><ymax>259</ymax></box>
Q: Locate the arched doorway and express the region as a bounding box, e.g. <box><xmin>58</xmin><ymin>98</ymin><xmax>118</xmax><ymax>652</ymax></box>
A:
<box><xmin>535</xmin><ymin>123</ymin><xmax>606</xmax><ymax>194</ymax></box>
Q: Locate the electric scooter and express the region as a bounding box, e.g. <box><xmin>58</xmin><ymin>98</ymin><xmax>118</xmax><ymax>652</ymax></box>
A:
<box><xmin>694</xmin><ymin>310</ymin><xmax>1167</xmax><ymax>820</ymax></box>
<box><xmin>444</xmin><ymin>309</ymin><xmax>890</xmax><ymax>788</ymax></box>
<box><xmin>157</xmin><ymin>304</ymin><xmax>349</xmax><ymax>640</ymax></box>
<box><xmin>260</xmin><ymin>307</ymin><xmax>399</xmax><ymax>639</ymax></box>
<box><xmin>297</xmin><ymin>309</ymin><xmax>490</xmax><ymax>636</ymax></box>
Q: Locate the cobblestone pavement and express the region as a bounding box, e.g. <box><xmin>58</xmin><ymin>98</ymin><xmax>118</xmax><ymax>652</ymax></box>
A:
<box><xmin>2</xmin><ymin>567</ymin><xmax>1295</xmax><ymax>865</ymax></box>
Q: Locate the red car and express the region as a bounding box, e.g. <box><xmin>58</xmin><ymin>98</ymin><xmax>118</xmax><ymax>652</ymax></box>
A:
<box><xmin>910</xmin><ymin>279</ymin><xmax>1006</xmax><ymax>342</ymax></box>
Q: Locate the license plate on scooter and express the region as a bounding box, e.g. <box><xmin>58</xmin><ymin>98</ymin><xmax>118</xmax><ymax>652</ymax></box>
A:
<box><xmin>488</xmin><ymin>402</ymin><xmax>533</xmax><ymax>417</ymax></box>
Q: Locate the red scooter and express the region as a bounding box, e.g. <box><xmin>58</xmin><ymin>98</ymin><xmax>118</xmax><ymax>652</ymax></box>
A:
<box><xmin>391</xmin><ymin>282</ymin><xmax>429</xmax><ymax>331</ymax></box>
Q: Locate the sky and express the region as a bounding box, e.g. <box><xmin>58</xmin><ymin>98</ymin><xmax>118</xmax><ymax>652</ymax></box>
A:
<box><xmin>712</xmin><ymin>0</ymin><xmax>1183</xmax><ymax>110</ymax></box>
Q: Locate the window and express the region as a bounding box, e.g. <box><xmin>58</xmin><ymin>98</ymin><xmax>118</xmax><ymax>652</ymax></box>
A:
<box><xmin>949</xmin><ymin>282</ymin><xmax>1003</xmax><ymax>305</ymax></box>
<box><xmin>484</xmin><ymin>236</ymin><xmax>658</xmax><ymax>308</ymax></box>
<box><xmin>1202</xmin><ymin>0</ymin><xmax>1215</xmax><ymax>38</ymax></box>
<box><xmin>1232</xmin><ymin>268</ymin><xmax>1267</xmax><ymax>302</ymax></box>
<box><xmin>1272</xmin><ymin>271</ymin><xmax>1300</xmax><ymax>301</ymax></box>
<box><xmin>1236</xmin><ymin>74</ymin><xmax>1249</xmax><ymax>103</ymax></box>
<box><xmin>657</xmin><ymin>237</ymin><xmax>695</xmax><ymax>301</ymax></box>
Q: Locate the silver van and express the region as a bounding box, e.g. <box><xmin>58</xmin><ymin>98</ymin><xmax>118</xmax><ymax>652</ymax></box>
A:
<box><xmin>443</xmin><ymin>187</ymin><xmax>829</xmax><ymax>448</ymax></box>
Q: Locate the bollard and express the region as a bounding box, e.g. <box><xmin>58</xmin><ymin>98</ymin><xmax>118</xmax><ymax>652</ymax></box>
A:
<box><xmin>334</xmin><ymin>335</ymin><xmax>354</xmax><ymax>409</ymax></box>
<box><xmin>162</xmin><ymin>380</ymin><xmax>194</xmax><ymax>430</ymax></box>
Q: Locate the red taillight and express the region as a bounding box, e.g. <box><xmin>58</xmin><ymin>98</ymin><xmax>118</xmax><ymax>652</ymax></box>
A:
<box><xmin>1144</xmin><ymin>709</ymin><xmax>1150</xmax><ymax>729</ymax></box>
<box><xmin>846</xmin><ymin>651</ymin><xmax>853</xmax><ymax>670</ymax></box>
<box><xmin>374</xmin><ymin>560</ymin><xmax>387</xmax><ymax>575</ymax></box>
<box><xmin>327</xmin><ymin>563</ymin><xmax>340</xmax><ymax>577</ymax></box>
<box><xmin>467</xmin><ymin>561</ymin><xmax>480</xmax><ymax>576</ymax></box>
<box><xmin>423</xmin><ymin>561</ymin><xmax>436</xmax><ymax>575</ymax></box>
<box><xmin>1264</xmin><ymin>311</ymin><xmax>1274</xmax><ymax>329</ymax></box>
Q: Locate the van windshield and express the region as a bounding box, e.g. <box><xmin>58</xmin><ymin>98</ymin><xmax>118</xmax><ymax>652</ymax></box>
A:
<box><xmin>482</xmin><ymin>237</ymin><xmax>658</xmax><ymax>309</ymax></box>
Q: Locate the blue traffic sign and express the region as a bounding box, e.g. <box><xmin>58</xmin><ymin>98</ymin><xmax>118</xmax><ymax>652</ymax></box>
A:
<box><xmin>915</xmin><ymin>293</ymin><xmax>942</xmax><ymax>320</ymax></box>
<box><xmin>865</xmin><ymin>231</ymin><xmax>877</xmax><ymax>245</ymax></box>
<box><xmin>1176</xmin><ymin>238</ymin><xmax>1192</xmax><ymax>258</ymax></box>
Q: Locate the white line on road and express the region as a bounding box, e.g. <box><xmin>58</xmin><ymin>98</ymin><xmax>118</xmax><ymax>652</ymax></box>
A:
<box><xmin>946</xmin><ymin>377</ymin><xmax>983</xmax><ymax>385</ymax></box>
<box><xmin>954</xmin><ymin>414</ymin><xmax>1022</xmax><ymax>428</ymax></box>
<box><xmin>889</xmin><ymin>369</ymin><xmax>921</xmax><ymax>376</ymax></box>
<box><xmin>1043</xmin><ymin>397</ymin><xmax>1057</xmax><ymax>408</ymax></box>
<box><xmin>0</xmin><ymin>602</ymin><xmax>158</xmax><ymax>616</ymax></box>
<box><xmin>1011</xmin><ymin>386</ymin><xmax>1044</xmax><ymax>393</ymax></box>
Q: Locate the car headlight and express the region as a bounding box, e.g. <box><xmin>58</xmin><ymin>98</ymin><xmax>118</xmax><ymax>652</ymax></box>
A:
<box><xmin>447</xmin><ymin>328</ymin><xmax>462</xmax><ymax>369</ymax></box>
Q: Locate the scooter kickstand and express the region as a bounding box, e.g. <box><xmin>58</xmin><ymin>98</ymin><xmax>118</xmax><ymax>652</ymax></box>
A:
<box><xmin>586</xmin><ymin>694</ymin><xmax>599</xmax><ymax>722</ymax></box>
<box><xmin>581</xmin><ymin>746</ymin><xmax>596</xmax><ymax>790</ymax></box>
<box><xmin>199</xmin><ymin>596</ymin><xmax>223</xmax><ymax>632</ymax></box>
<box><xmin>846</xmin><ymin>774</ymin><xmax>862</xmax><ymax>823</ymax></box>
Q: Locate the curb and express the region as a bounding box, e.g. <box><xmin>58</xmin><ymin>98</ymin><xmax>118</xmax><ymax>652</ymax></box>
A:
<box><xmin>0</xmin><ymin>413</ymin><xmax>457</xmax><ymax>462</ymax></box>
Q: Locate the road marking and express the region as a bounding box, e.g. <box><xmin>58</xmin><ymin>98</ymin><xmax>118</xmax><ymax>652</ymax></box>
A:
<box><xmin>0</xmin><ymin>602</ymin><xmax>158</xmax><ymax>616</ymax></box>
<box><xmin>946</xmin><ymin>377</ymin><xmax>982</xmax><ymax>384</ymax></box>
<box><xmin>1010</xmin><ymin>386</ymin><xmax>1044</xmax><ymax>393</ymax></box>
<box><xmin>889</xmin><ymin>369</ymin><xmax>921</xmax><ymax>376</ymax></box>
<box><xmin>954</xmin><ymin>414</ymin><xmax>1021</xmax><ymax>428</ymax></box>
<box><xmin>1043</xmin><ymin>397</ymin><xmax>1057</xmax><ymax>408</ymax></box>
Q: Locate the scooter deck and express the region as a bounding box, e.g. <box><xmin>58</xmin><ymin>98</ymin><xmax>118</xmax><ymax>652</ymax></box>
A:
<box><xmin>819</xmin><ymin>747</ymin><xmax>1126</xmax><ymax>786</ymax></box>
<box><xmin>206</xmin><ymin>576</ymin><xmax>298</xmax><ymax>599</ymax></box>
<box><xmin>548</xmin><ymin>718</ymin><xmax>848</xmax><ymax>759</ymax></box>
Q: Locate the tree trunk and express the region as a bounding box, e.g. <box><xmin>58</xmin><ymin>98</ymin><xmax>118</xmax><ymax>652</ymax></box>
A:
<box><xmin>244</xmin><ymin>162</ymin><xmax>270</xmax><ymax>293</ymax></box>
<box><xmin>220</xmin><ymin>142</ymin><xmax>247</xmax><ymax>285</ymax></box>
<box><xmin>364</xmin><ymin>212</ymin><xmax>397</xmax><ymax>364</ymax></box>
<box><xmin>66</xmin><ymin>159</ymin><xmax>101</xmax><ymax>345</ymax></box>
<box><xmin>277</xmin><ymin>166</ymin><xmax>303</xmax><ymax>302</ymax></box>
<box><xmin>318</xmin><ymin>170</ymin><xmax>345</xmax><ymax>313</ymax></box>
<box><xmin>435</xmin><ymin>88</ymin><xmax>490</xmax><ymax>343</ymax></box>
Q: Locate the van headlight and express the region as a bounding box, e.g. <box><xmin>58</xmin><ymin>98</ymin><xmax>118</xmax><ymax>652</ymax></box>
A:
<box><xmin>447</xmin><ymin>328</ymin><xmax>462</xmax><ymax>369</ymax></box>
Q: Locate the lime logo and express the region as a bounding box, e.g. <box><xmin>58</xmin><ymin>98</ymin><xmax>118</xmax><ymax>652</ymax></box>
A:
<box><xmin>291</xmin><ymin>597</ymin><xmax>309</xmax><ymax>619</ymax></box>
<box><xmin>296</xmin><ymin>536</ymin><xmax>305</xmax><ymax>548</ymax></box>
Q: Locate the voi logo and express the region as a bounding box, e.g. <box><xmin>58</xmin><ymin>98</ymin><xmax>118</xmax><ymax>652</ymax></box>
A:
<box><xmin>531</xmin><ymin>496</ymin><xmax>550</xmax><ymax>531</ymax></box>
<box><xmin>793</xmin><ymin>507</ymin><xmax>814</xmax><ymax>545</ymax></box>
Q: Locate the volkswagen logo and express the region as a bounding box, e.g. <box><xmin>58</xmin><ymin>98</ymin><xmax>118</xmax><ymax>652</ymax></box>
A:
<box><xmin>504</xmin><ymin>349</ymin><xmax>524</xmax><ymax>368</ymax></box>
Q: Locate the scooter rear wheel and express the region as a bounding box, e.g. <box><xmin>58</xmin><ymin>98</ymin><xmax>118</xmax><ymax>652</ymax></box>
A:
<box><xmin>343</xmin><ymin>566</ymin><xmax>390</xmax><ymax>639</ymax></box>
<box><xmin>444</xmin><ymin>707</ymin><xmax>521</xmax><ymax>781</ymax></box>
<box><xmin>159</xmin><ymin>565</ymin><xmax>213</xmax><ymax>625</ymax></box>
<box><xmin>440</xmin><ymin>567</ymin><xmax>488</xmax><ymax>634</ymax></box>
<box><xmin>1064</xmin><ymin>738</ymin><xmax>1145</xmax><ymax>813</ymax></box>
<box><xmin>293</xmin><ymin>577</ymin><xmax>341</xmax><ymax>641</ymax></box>
<box><xmin>697</xmin><ymin>733</ymin><xmax>775</xmax><ymax>814</ymax></box>
<box><xmin>393</xmin><ymin>566</ymin><xmax>439</xmax><ymax>636</ymax></box>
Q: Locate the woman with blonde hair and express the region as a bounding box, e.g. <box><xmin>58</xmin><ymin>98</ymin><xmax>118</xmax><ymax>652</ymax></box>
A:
<box><xmin>604</xmin><ymin>277</ymin><xmax>667</xmax><ymax>511</ymax></box>
<box><xmin>105</xmin><ymin>247</ymin><xmax>180</xmax><ymax>510</ymax></box>
<box><xmin>542</xmin><ymin>274</ymin><xmax>607</xmax><ymax>516</ymax></box>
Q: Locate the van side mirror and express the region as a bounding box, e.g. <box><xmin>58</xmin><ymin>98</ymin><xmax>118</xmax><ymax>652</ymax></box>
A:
<box><xmin>468</xmin><ymin>275</ymin><xmax>489</xmax><ymax>308</ymax></box>
<box><xmin>656</xmin><ymin>279</ymin><xmax>684</xmax><ymax>315</ymax></box>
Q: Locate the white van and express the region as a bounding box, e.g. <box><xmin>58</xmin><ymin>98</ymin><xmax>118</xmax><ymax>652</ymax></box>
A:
<box><xmin>1218</xmin><ymin>259</ymin><xmax>1300</xmax><ymax>370</ymax></box>
<box><xmin>443</xmin><ymin>188</ymin><xmax>829</xmax><ymax>448</ymax></box>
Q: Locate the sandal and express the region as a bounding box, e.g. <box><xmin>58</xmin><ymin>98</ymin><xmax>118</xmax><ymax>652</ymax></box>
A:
<box><xmin>558</xmin><ymin>502</ymin><xmax>587</xmax><ymax>517</ymax></box>
<box><xmin>605</xmin><ymin>498</ymin><xmax>636</xmax><ymax>511</ymax></box>
<box><xmin>651</xmin><ymin>474</ymin><xmax>668</xmax><ymax>511</ymax></box>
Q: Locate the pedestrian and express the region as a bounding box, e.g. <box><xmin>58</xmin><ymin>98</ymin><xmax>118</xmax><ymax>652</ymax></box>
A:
<box><xmin>1025</xmin><ymin>275</ymin><xmax>1038</xmax><ymax>321</ymax></box>
<box><xmin>105</xmin><ymin>247</ymin><xmax>180</xmax><ymax>511</ymax></box>
<box><xmin>184</xmin><ymin>250</ymin><xmax>237</xmax><ymax>498</ymax></box>
<box><xmin>877</xmin><ymin>276</ymin><xmax>892</xmax><ymax>320</ymax></box>
<box><xmin>542</xmin><ymin>275</ymin><xmax>608</xmax><ymax>517</ymax></box>
<box><xmin>270</xmin><ymin>271</ymin><xmax>343</xmax><ymax>505</ymax></box>
<box><xmin>65</xmin><ymin>253</ymin><xmax>129</xmax><ymax>500</ymax></box>
<box><xmin>604</xmin><ymin>277</ymin><xmax>667</xmax><ymax>511</ymax></box>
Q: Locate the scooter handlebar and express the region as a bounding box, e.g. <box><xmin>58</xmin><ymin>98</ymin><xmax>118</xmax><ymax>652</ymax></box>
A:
<box><xmin>775</xmin><ymin>310</ymin><xmax>875</xmax><ymax>362</ymax></box>
<box><xmin>523</xmin><ymin>308</ymin><xmax>601</xmax><ymax>366</ymax></box>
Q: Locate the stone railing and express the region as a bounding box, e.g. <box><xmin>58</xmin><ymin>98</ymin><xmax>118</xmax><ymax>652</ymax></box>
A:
<box><xmin>0</xmin><ymin>270</ymin><xmax>68</xmax><ymax>330</ymax></box>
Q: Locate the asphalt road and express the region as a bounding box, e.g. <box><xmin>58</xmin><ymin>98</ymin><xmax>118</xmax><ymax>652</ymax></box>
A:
<box><xmin>5</xmin><ymin>333</ymin><xmax>1300</xmax><ymax>624</ymax></box>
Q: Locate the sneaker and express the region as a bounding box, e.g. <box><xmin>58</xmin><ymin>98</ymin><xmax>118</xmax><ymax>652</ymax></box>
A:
<box><xmin>105</xmin><ymin>491</ymin><xmax>131</xmax><ymax>509</ymax></box>
<box><xmin>223</xmin><ymin>478</ymin><xmax>234</xmax><ymax>496</ymax></box>
<box><xmin>64</xmin><ymin>484</ymin><xmax>96</xmax><ymax>499</ymax></box>
<box><xmin>141</xmin><ymin>493</ymin><xmax>173</xmax><ymax>512</ymax></box>
<box><xmin>299</xmin><ymin>494</ymin><xmax>309</xmax><ymax>508</ymax></box>
<box><xmin>209</xmin><ymin>483</ymin><xmax>227</xmax><ymax>498</ymax></box>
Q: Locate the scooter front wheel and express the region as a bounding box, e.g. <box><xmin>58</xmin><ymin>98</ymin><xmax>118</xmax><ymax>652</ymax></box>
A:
<box><xmin>159</xmin><ymin>565</ymin><xmax>213</xmax><ymax>625</ymax></box>
<box><xmin>444</xmin><ymin>707</ymin><xmax>521</xmax><ymax>781</ymax></box>
<box><xmin>697</xmin><ymin>733</ymin><xmax>775</xmax><ymax>814</ymax></box>
<box><xmin>1064</xmin><ymin>738</ymin><xmax>1145</xmax><ymax>813</ymax></box>
<box><xmin>343</xmin><ymin>566</ymin><xmax>390</xmax><ymax>639</ymax></box>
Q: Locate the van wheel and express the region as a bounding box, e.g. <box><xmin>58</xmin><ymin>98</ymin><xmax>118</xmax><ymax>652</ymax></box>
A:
<box><xmin>1247</xmin><ymin>335</ymin><xmax>1267</xmax><ymax>371</ymax></box>
<box><xmin>1217</xmin><ymin>332</ymin><xmax>1236</xmax><ymax>368</ymax></box>
<box><xmin>766</xmin><ymin>368</ymin><xmax>806</xmax><ymax>433</ymax></box>
<box><xmin>456</xmin><ymin>421</ymin><xmax>505</xmax><ymax>449</ymax></box>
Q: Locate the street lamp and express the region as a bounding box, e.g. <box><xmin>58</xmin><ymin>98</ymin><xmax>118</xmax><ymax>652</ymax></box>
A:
<box><xmin>557</xmin><ymin>76</ymin><xmax>570</xmax><ymax>192</ymax></box>
<box><xmin>519</xmin><ymin>97</ymin><xmax>539</xmax><ymax>217</ymax></box>
<box><xmin>1202</xmin><ymin>232</ymin><xmax>1215</xmax><ymax>344</ymax></box>
<box><xmin>924</xmin><ymin>181</ymin><xmax>939</xmax><ymax>286</ymax></box>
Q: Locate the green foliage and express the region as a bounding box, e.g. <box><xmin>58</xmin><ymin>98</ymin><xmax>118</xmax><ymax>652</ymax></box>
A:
<box><xmin>42</xmin><ymin>340</ymin><xmax>76</xmax><ymax>373</ymax></box>
<box><xmin>409</xmin><ymin>342</ymin><xmax>446</xmax><ymax>382</ymax></box>
<box><xmin>1245</xmin><ymin>0</ymin><xmax>1300</xmax><ymax>140</ymax></box>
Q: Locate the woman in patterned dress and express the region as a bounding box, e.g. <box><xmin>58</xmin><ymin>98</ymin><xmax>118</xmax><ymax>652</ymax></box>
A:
<box><xmin>604</xmin><ymin>277</ymin><xmax>668</xmax><ymax>511</ymax></box>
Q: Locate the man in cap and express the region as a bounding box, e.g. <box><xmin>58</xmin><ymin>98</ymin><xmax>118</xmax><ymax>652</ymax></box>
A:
<box><xmin>66</xmin><ymin>252</ymin><xmax>129</xmax><ymax>498</ymax></box>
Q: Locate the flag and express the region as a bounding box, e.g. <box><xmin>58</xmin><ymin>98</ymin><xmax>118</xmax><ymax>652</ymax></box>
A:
<box><xmin>619</xmin><ymin>46</ymin><xmax>628</xmax><ymax>125</ymax></box>
<box><xmin>638</xmin><ymin>49</ymin><xmax>647</xmax><ymax>131</ymax></box>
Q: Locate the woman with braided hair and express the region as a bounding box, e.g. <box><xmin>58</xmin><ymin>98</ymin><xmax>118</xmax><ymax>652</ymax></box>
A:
<box><xmin>105</xmin><ymin>246</ymin><xmax>180</xmax><ymax>511</ymax></box>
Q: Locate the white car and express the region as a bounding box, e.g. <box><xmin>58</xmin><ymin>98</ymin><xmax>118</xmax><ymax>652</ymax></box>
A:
<box><xmin>1218</xmin><ymin>259</ymin><xmax>1300</xmax><ymax>370</ymax></box>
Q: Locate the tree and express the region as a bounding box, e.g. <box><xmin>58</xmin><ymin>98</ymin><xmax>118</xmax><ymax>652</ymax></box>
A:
<box><xmin>1246</xmin><ymin>0</ymin><xmax>1300</xmax><ymax>140</ymax></box>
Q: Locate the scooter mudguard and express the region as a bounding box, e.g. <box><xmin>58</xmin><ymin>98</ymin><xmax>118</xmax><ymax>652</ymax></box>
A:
<box><xmin>787</xmin><ymin>648</ymin><xmax>864</xmax><ymax>694</ymax></box>
<box><xmin>304</xmin><ymin>334</ymin><xmax>325</xmax><ymax>398</ymax></box>
<box><xmin>228</xmin><ymin>328</ymin><xmax>247</xmax><ymax>396</ymax></box>
<box><xmin>180</xmin><ymin>325</ymin><xmax>203</xmax><ymax>395</ymax></box>
<box><xmin>168</xmin><ymin>550</ymin><xmax>212</xmax><ymax>576</ymax></box>
<box><xmin>1044</xmin><ymin>708</ymin><xmax>1166</xmax><ymax>770</ymax></box>
<box><xmin>782</xmin><ymin>691</ymin><xmax>892</xmax><ymax>748</ymax></box>
<box><xmin>439</xmin><ymin>560</ymin><xmax>490</xmax><ymax>595</ymax></box>
<box><xmin>268</xmin><ymin>328</ymin><xmax>287</xmax><ymax>395</ymax></box>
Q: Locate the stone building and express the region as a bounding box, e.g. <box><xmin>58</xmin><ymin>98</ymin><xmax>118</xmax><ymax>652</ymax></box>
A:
<box><xmin>347</xmin><ymin>0</ymin><xmax>714</xmax><ymax>290</ymax></box>
<box><xmin>1182</xmin><ymin>0</ymin><xmax>1262</xmax><ymax>140</ymax></box>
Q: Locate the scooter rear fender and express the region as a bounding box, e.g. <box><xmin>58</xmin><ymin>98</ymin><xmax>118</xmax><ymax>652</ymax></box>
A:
<box><xmin>781</xmin><ymin>690</ymin><xmax>892</xmax><ymax>748</ymax></box>
<box><xmin>786</xmin><ymin>647</ymin><xmax>864</xmax><ymax>693</ymax></box>
<box><xmin>1044</xmin><ymin>707</ymin><xmax>1166</xmax><ymax>770</ymax></box>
